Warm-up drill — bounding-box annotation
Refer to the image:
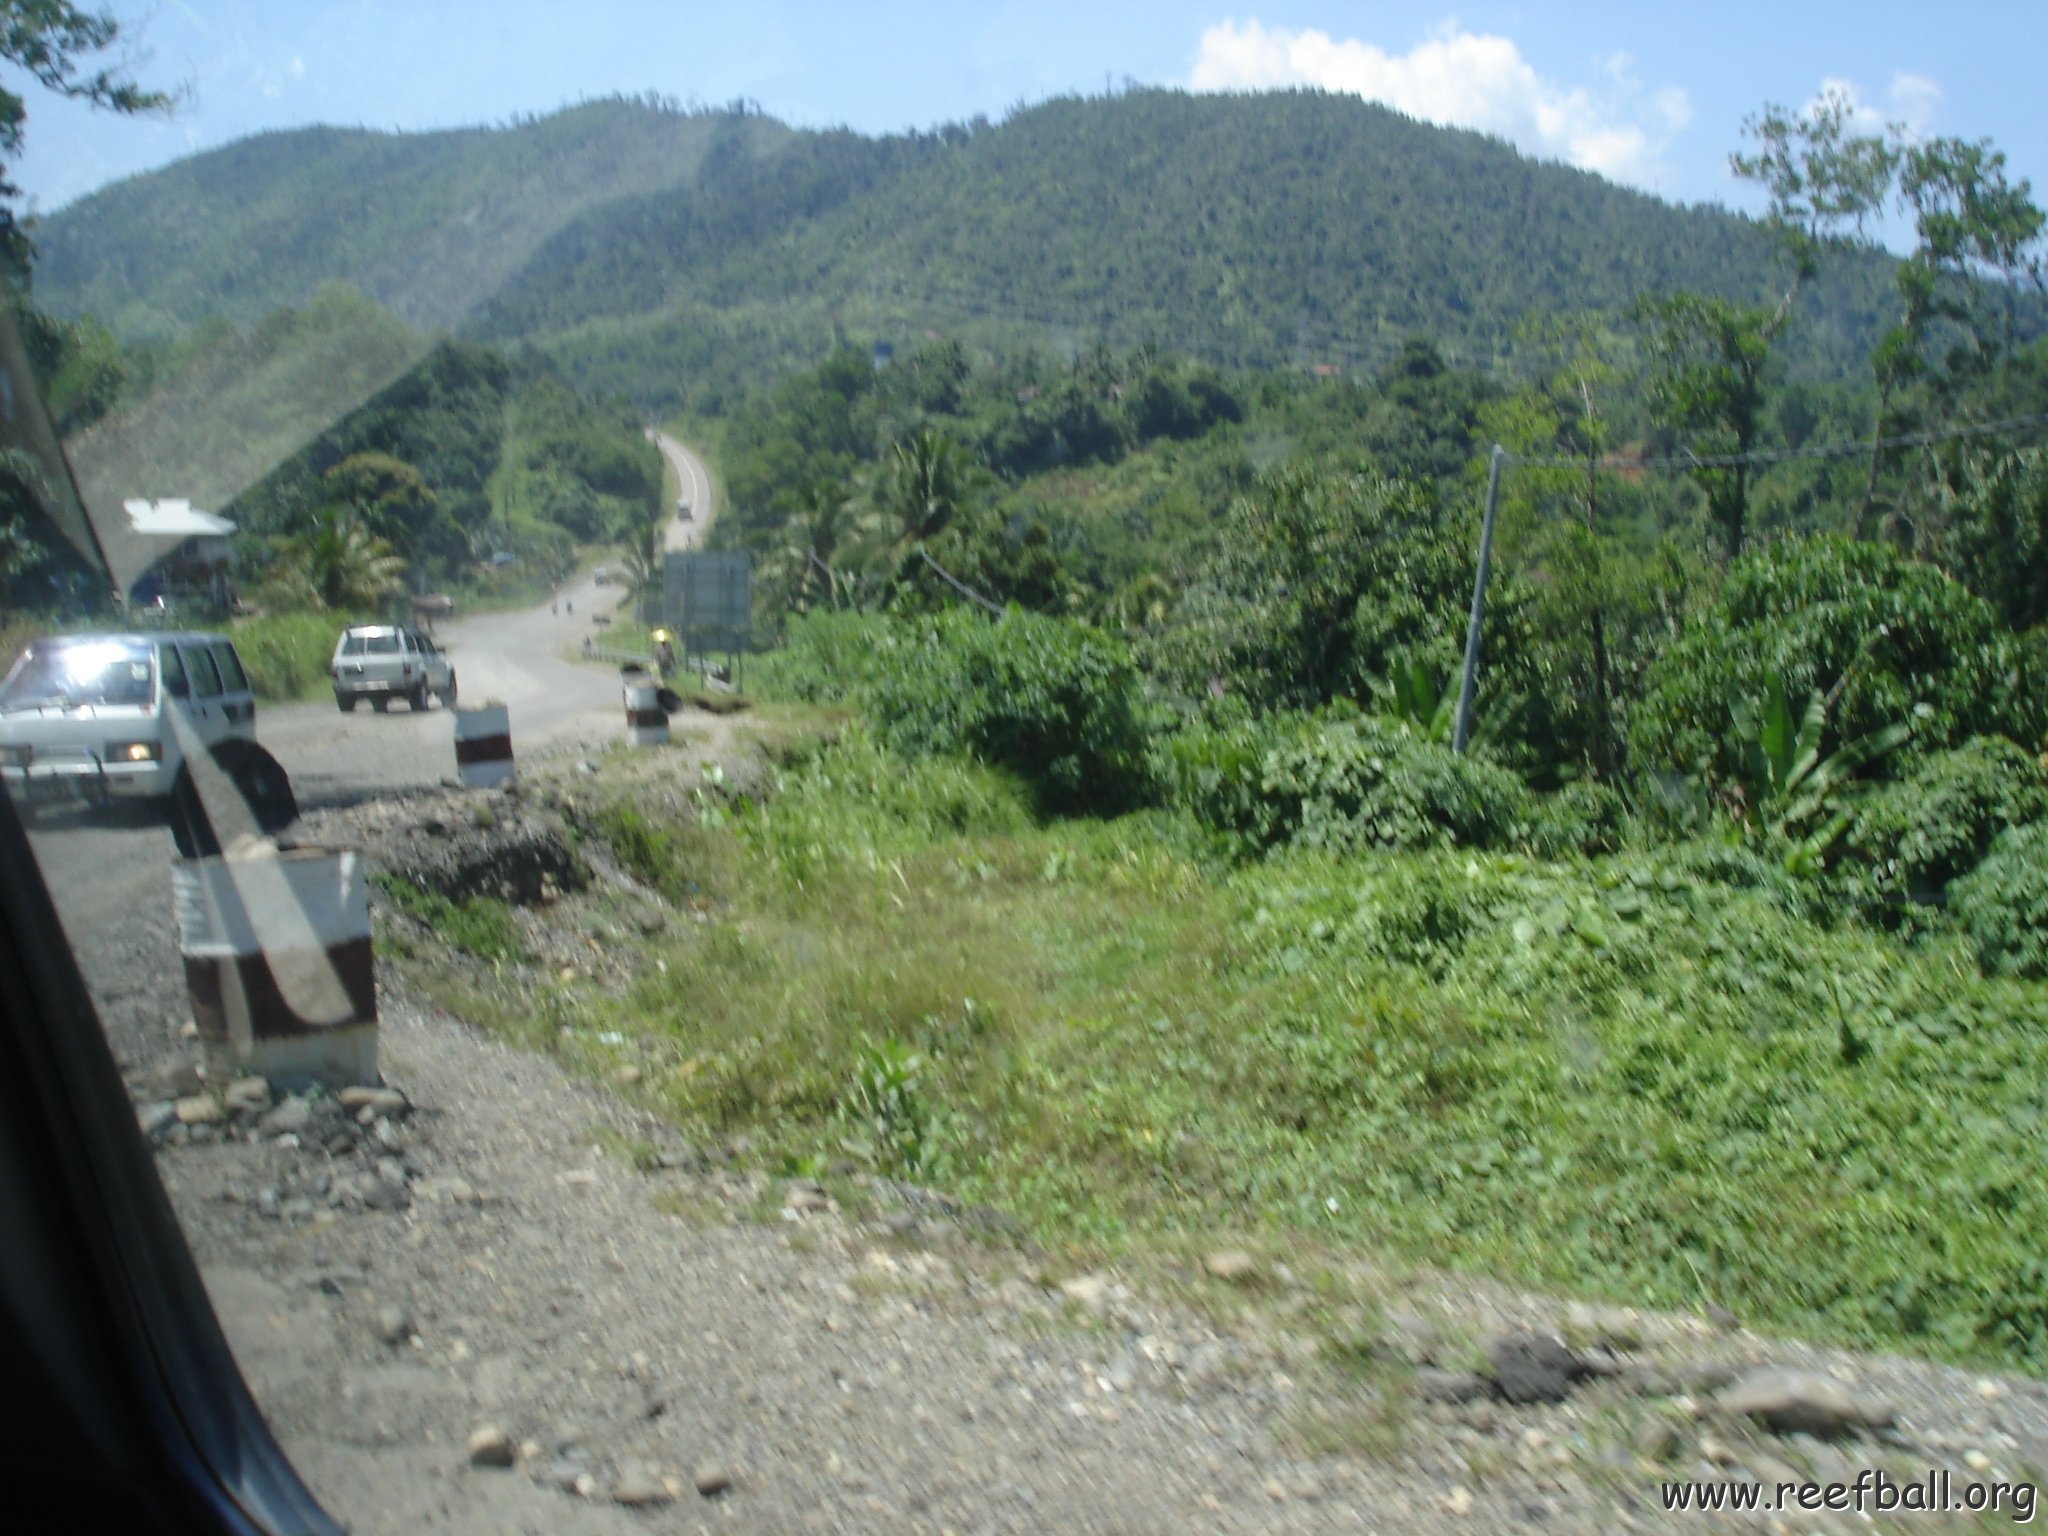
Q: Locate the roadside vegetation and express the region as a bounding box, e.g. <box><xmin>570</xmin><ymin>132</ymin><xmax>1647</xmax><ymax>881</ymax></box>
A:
<box><xmin>483</xmin><ymin>97</ymin><xmax>2048</xmax><ymax>1378</ymax></box>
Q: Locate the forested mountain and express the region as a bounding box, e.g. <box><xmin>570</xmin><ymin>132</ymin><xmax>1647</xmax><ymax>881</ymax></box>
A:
<box><xmin>35</xmin><ymin>89</ymin><xmax>1912</xmax><ymax>405</ymax></box>
<box><xmin>33</xmin><ymin>98</ymin><xmax>791</xmax><ymax>342</ymax></box>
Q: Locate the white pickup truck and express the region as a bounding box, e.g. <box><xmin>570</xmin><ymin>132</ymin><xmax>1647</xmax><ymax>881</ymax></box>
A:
<box><xmin>329</xmin><ymin>624</ymin><xmax>457</xmax><ymax>713</ymax></box>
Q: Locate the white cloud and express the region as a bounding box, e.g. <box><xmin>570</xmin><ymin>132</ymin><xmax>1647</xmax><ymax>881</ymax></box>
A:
<box><xmin>1888</xmin><ymin>72</ymin><xmax>1942</xmax><ymax>139</ymax></box>
<box><xmin>1187</xmin><ymin>18</ymin><xmax>1689</xmax><ymax>187</ymax></box>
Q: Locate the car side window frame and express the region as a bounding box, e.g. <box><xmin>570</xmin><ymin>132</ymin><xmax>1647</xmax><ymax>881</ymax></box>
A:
<box><xmin>183</xmin><ymin>643</ymin><xmax>224</xmax><ymax>699</ymax></box>
<box><xmin>157</xmin><ymin>642</ymin><xmax>189</xmax><ymax>699</ymax></box>
<box><xmin>210</xmin><ymin>642</ymin><xmax>249</xmax><ymax>695</ymax></box>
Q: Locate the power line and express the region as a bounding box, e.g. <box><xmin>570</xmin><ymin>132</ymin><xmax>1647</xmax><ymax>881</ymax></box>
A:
<box><xmin>917</xmin><ymin>548</ymin><xmax>1004</xmax><ymax>614</ymax></box>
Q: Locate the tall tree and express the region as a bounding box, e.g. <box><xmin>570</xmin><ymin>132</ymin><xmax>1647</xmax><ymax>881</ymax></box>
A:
<box><xmin>1861</xmin><ymin>137</ymin><xmax>2046</xmax><ymax>537</ymax></box>
<box><xmin>266</xmin><ymin>505</ymin><xmax>405</xmax><ymax>611</ymax></box>
<box><xmin>1638</xmin><ymin>292</ymin><xmax>1773</xmax><ymax>558</ymax></box>
<box><xmin>1642</xmin><ymin>89</ymin><xmax>1897</xmax><ymax>560</ymax></box>
<box><xmin>0</xmin><ymin>1</ymin><xmax>170</xmax><ymax>281</ymax></box>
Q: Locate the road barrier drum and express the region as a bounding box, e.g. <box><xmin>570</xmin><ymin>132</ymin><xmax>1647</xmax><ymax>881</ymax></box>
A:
<box><xmin>454</xmin><ymin>702</ymin><xmax>515</xmax><ymax>787</ymax></box>
<box><xmin>172</xmin><ymin>847</ymin><xmax>377</xmax><ymax>1089</ymax></box>
<box><xmin>623</xmin><ymin>668</ymin><xmax>668</xmax><ymax>747</ymax></box>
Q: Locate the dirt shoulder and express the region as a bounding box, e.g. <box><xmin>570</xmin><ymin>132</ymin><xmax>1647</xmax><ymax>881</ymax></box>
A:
<box><xmin>130</xmin><ymin>720</ymin><xmax>2048</xmax><ymax>1535</ymax></box>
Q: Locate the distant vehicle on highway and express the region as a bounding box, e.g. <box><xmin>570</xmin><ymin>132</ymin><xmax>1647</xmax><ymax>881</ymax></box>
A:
<box><xmin>676</xmin><ymin>497</ymin><xmax>692</xmax><ymax>521</ymax></box>
<box><xmin>0</xmin><ymin>631</ymin><xmax>273</xmax><ymax>817</ymax></box>
<box><xmin>329</xmin><ymin>624</ymin><xmax>456</xmax><ymax>713</ymax></box>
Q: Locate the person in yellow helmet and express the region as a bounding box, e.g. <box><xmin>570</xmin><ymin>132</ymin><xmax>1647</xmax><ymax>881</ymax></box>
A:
<box><xmin>651</xmin><ymin>628</ymin><xmax>676</xmax><ymax>681</ymax></box>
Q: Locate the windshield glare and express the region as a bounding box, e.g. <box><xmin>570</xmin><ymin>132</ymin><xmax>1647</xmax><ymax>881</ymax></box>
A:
<box><xmin>0</xmin><ymin>640</ymin><xmax>155</xmax><ymax>709</ymax></box>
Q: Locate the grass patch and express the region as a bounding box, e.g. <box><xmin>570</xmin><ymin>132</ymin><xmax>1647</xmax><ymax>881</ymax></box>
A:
<box><xmin>372</xmin><ymin>872</ymin><xmax>526</xmax><ymax>962</ymax></box>
<box><xmin>232</xmin><ymin>609</ymin><xmax>374</xmax><ymax>701</ymax></box>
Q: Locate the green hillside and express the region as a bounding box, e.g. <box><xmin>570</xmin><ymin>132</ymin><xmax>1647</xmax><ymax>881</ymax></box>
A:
<box><xmin>485</xmin><ymin>90</ymin><xmax>1899</xmax><ymax>382</ymax></box>
<box><xmin>33</xmin><ymin>98</ymin><xmax>791</xmax><ymax>342</ymax></box>
<box><xmin>34</xmin><ymin>90</ymin><xmax>1912</xmax><ymax>407</ymax></box>
<box><xmin>222</xmin><ymin>337</ymin><xmax>663</xmax><ymax>586</ymax></box>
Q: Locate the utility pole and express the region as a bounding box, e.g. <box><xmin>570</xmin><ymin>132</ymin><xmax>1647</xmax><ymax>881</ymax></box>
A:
<box><xmin>1452</xmin><ymin>444</ymin><xmax>1507</xmax><ymax>754</ymax></box>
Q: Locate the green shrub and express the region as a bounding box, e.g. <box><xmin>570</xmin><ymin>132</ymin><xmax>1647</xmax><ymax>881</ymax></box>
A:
<box><xmin>232</xmin><ymin>610</ymin><xmax>371</xmax><ymax>700</ymax></box>
<box><xmin>752</xmin><ymin>610</ymin><xmax>902</xmax><ymax>705</ymax></box>
<box><xmin>1527</xmin><ymin>779</ymin><xmax>1630</xmax><ymax>858</ymax></box>
<box><xmin>867</xmin><ymin>608</ymin><xmax>1150</xmax><ymax>816</ymax></box>
<box><xmin>1157</xmin><ymin>707</ymin><xmax>1530</xmax><ymax>857</ymax></box>
<box><xmin>1950</xmin><ymin>822</ymin><xmax>2048</xmax><ymax>979</ymax></box>
<box><xmin>1843</xmin><ymin>737</ymin><xmax>2048</xmax><ymax>925</ymax></box>
<box><xmin>1629</xmin><ymin>536</ymin><xmax>2034</xmax><ymax>786</ymax></box>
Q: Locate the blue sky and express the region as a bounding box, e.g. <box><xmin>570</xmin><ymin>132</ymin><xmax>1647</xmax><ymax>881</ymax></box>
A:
<box><xmin>13</xmin><ymin>1</ymin><xmax>2048</xmax><ymax>238</ymax></box>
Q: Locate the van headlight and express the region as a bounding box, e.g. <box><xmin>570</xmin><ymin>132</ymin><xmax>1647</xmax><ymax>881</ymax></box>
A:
<box><xmin>105</xmin><ymin>740</ymin><xmax>163</xmax><ymax>763</ymax></box>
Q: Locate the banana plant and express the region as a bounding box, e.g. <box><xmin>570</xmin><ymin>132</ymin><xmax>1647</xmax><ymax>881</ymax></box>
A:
<box><xmin>1376</xmin><ymin>659</ymin><xmax>1459</xmax><ymax>744</ymax></box>
<box><xmin>1734</xmin><ymin>671</ymin><xmax>1916</xmax><ymax>869</ymax></box>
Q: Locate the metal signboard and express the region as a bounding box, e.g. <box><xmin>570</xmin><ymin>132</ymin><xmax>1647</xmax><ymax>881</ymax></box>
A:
<box><xmin>665</xmin><ymin>550</ymin><xmax>752</xmax><ymax>653</ymax></box>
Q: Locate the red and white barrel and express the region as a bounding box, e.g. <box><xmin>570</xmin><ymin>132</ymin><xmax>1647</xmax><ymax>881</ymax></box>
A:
<box><xmin>454</xmin><ymin>702</ymin><xmax>515</xmax><ymax>788</ymax></box>
<box><xmin>623</xmin><ymin>669</ymin><xmax>668</xmax><ymax>747</ymax></box>
<box><xmin>171</xmin><ymin>847</ymin><xmax>377</xmax><ymax>1089</ymax></box>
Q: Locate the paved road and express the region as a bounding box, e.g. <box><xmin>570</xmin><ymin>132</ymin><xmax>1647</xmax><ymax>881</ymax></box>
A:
<box><xmin>647</xmin><ymin>431</ymin><xmax>714</xmax><ymax>556</ymax></box>
<box><xmin>262</xmin><ymin>567</ymin><xmax>632</xmax><ymax>811</ymax></box>
<box><xmin>23</xmin><ymin>572</ymin><xmax>635</xmax><ymax>980</ymax></box>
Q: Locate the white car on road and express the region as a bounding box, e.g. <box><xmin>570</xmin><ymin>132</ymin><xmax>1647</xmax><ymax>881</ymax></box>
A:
<box><xmin>330</xmin><ymin>624</ymin><xmax>457</xmax><ymax>713</ymax></box>
<box><xmin>0</xmin><ymin>631</ymin><xmax>266</xmax><ymax>813</ymax></box>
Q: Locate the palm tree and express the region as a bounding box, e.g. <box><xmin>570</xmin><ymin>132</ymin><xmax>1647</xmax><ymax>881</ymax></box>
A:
<box><xmin>882</xmin><ymin>428</ymin><xmax>967</xmax><ymax>548</ymax></box>
<box><xmin>617</xmin><ymin>516</ymin><xmax>666</xmax><ymax>624</ymax></box>
<box><xmin>267</xmin><ymin>504</ymin><xmax>406</xmax><ymax>611</ymax></box>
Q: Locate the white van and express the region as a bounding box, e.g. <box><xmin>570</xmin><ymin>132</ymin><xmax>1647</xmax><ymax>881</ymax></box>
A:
<box><xmin>0</xmin><ymin>632</ymin><xmax>258</xmax><ymax>809</ymax></box>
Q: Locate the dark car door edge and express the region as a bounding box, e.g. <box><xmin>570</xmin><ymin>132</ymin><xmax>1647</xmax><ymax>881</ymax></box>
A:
<box><xmin>0</xmin><ymin>785</ymin><xmax>344</xmax><ymax>1535</ymax></box>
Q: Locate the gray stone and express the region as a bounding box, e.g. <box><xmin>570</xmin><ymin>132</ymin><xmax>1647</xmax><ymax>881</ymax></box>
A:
<box><xmin>1705</xmin><ymin>1303</ymin><xmax>1741</xmax><ymax>1332</ymax></box>
<box><xmin>340</xmin><ymin>1085</ymin><xmax>409</xmax><ymax>1120</ymax></box>
<box><xmin>1414</xmin><ymin>1368</ymin><xmax>1491</xmax><ymax>1404</ymax></box>
<box><xmin>373</xmin><ymin>1305</ymin><xmax>413</xmax><ymax>1346</ymax></box>
<box><xmin>363</xmin><ymin>1176</ymin><xmax>411</xmax><ymax>1211</ymax></box>
<box><xmin>693</xmin><ymin>1464</ymin><xmax>733</xmax><ymax>1498</ymax></box>
<box><xmin>174</xmin><ymin>1094</ymin><xmax>224</xmax><ymax>1126</ymax></box>
<box><xmin>467</xmin><ymin>1426</ymin><xmax>516</xmax><ymax>1468</ymax></box>
<box><xmin>372</xmin><ymin>1117</ymin><xmax>403</xmax><ymax>1154</ymax></box>
<box><xmin>1715</xmin><ymin>1368</ymin><xmax>1894</xmax><ymax>1439</ymax></box>
<box><xmin>142</xmin><ymin>1059</ymin><xmax>204</xmax><ymax>1100</ymax></box>
<box><xmin>258</xmin><ymin>1096</ymin><xmax>313</xmax><ymax>1136</ymax></box>
<box><xmin>540</xmin><ymin>1458</ymin><xmax>586</xmax><ymax>1492</ymax></box>
<box><xmin>1487</xmin><ymin>1332</ymin><xmax>1589</xmax><ymax>1405</ymax></box>
<box><xmin>782</xmin><ymin>1181</ymin><xmax>831</xmax><ymax>1214</ymax></box>
<box><xmin>611</xmin><ymin>1471</ymin><xmax>672</xmax><ymax>1507</ymax></box>
<box><xmin>223</xmin><ymin>1076</ymin><xmax>272</xmax><ymax>1113</ymax></box>
<box><xmin>137</xmin><ymin>1100</ymin><xmax>178</xmax><ymax>1140</ymax></box>
<box><xmin>1203</xmin><ymin>1250</ymin><xmax>1259</xmax><ymax>1284</ymax></box>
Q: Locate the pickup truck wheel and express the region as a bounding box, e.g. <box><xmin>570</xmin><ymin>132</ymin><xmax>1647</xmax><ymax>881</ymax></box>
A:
<box><xmin>440</xmin><ymin>674</ymin><xmax>458</xmax><ymax>708</ymax></box>
<box><xmin>336</xmin><ymin>691</ymin><xmax>358</xmax><ymax>713</ymax></box>
<box><xmin>370</xmin><ymin>695</ymin><xmax>390</xmax><ymax>713</ymax></box>
<box><xmin>410</xmin><ymin>682</ymin><xmax>431</xmax><ymax>711</ymax></box>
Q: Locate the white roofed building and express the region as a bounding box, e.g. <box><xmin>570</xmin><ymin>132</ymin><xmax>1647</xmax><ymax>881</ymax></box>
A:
<box><xmin>123</xmin><ymin>499</ymin><xmax>237</xmax><ymax>608</ymax></box>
